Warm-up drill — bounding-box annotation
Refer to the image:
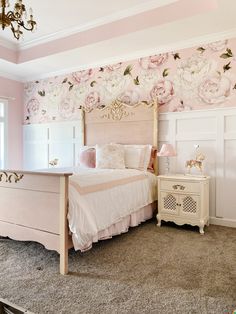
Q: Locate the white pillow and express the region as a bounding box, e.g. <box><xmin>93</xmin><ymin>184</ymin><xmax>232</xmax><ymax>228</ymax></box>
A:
<box><xmin>124</xmin><ymin>144</ymin><xmax>152</xmax><ymax>171</ymax></box>
<box><xmin>96</xmin><ymin>144</ymin><xmax>125</xmax><ymax>169</ymax></box>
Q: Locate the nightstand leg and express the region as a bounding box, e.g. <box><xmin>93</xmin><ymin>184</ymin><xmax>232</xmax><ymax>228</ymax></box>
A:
<box><xmin>199</xmin><ymin>226</ymin><xmax>204</xmax><ymax>235</ymax></box>
<box><xmin>156</xmin><ymin>215</ymin><xmax>161</xmax><ymax>227</ymax></box>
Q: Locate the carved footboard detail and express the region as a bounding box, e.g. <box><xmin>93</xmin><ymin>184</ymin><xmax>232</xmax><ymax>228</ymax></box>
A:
<box><xmin>0</xmin><ymin>171</ymin><xmax>24</xmax><ymax>183</ymax></box>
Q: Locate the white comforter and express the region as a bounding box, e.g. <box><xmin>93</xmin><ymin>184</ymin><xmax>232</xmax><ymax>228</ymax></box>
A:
<box><xmin>68</xmin><ymin>168</ymin><xmax>157</xmax><ymax>251</ymax></box>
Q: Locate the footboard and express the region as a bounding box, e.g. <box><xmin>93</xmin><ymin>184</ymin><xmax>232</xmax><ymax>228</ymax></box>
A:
<box><xmin>0</xmin><ymin>170</ymin><xmax>72</xmax><ymax>275</ymax></box>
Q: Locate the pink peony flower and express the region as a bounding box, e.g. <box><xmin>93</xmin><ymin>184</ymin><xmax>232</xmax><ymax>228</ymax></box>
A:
<box><xmin>150</xmin><ymin>80</ymin><xmax>174</xmax><ymax>105</ymax></box>
<box><xmin>72</xmin><ymin>69</ymin><xmax>93</xmax><ymax>84</ymax></box>
<box><xmin>104</xmin><ymin>62</ymin><xmax>123</xmax><ymax>72</ymax></box>
<box><xmin>39</xmin><ymin>115</ymin><xmax>52</xmax><ymax>123</ymax></box>
<box><xmin>171</xmin><ymin>102</ymin><xmax>192</xmax><ymax>112</ymax></box>
<box><xmin>139</xmin><ymin>54</ymin><xmax>168</xmax><ymax>69</ymax></box>
<box><xmin>198</xmin><ymin>74</ymin><xmax>231</xmax><ymax>104</ymax></box>
<box><xmin>84</xmin><ymin>91</ymin><xmax>101</xmax><ymax>112</ymax></box>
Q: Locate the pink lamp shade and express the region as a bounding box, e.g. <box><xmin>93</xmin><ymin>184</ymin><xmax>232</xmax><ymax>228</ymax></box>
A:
<box><xmin>157</xmin><ymin>144</ymin><xmax>177</xmax><ymax>157</ymax></box>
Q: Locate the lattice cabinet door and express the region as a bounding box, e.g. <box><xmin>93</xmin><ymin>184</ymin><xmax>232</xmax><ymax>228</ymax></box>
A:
<box><xmin>157</xmin><ymin>175</ymin><xmax>210</xmax><ymax>234</ymax></box>
<box><xmin>160</xmin><ymin>192</ymin><xmax>179</xmax><ymax>215</ymax></box>
<box><xmin>179</xmin><ymin>194</ymin><xmax>200</xmax><ymax>218</ymax></box>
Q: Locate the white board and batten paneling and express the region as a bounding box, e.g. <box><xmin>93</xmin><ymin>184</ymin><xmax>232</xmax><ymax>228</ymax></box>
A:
<box><xmin>23</xmin><ymin>112</ymin><xmax>84</xmax><ymax>170</ymax></box>
<box><xmin>159</xmin><ymin>107</ymin><xmax>236</xmax><ymax>227</ymax></box>
<box><xmin>23</xmin><ymin>107</ymin><xmax>236</xmax><ymax>227</ymax></box>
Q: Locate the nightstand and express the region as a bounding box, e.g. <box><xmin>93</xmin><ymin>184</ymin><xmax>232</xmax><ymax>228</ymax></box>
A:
<box><xmin>157</xmin><ymin>174</ymin><xmax>210</xmax><ymax>234</ymax></box>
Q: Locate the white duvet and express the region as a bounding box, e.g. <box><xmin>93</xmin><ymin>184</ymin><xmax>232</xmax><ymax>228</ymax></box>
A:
<box><xmin>68</xmin><ymin>168</ymin><xmax>157</xmax><ymax>251</ymax></box>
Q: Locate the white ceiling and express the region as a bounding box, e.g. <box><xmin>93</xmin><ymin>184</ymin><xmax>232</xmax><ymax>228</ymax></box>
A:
<box><xmin>0</xmin><ymin>0</ymin><xmax>236</xmax><ymax>82</ymax></box>
<box><xmin>0</xmin><ymin>0</ymin><xmax>178</xmax><ymax>46</ymax></box>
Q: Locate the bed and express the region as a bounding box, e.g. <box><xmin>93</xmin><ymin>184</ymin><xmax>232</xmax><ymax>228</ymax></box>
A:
<box><xmin>0</xmin><ymin>100</ymin><xmax>159</xmax><ymax>275</ymax></box>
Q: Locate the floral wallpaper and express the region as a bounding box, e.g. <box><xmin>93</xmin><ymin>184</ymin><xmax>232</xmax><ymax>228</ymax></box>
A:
<box><xmin>24</xmin><ymin>38</ymin><xmax>236</xmax><ymax>124</ymax></box>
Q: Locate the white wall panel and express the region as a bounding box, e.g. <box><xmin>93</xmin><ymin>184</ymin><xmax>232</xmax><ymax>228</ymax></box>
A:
<box><xmin>159</xmin><ymin>108</ymin><xmax>236</xmax><ymax>226</ymax></box>
<box><xmin>49</xmin><ymin>123</ymin><xmax>74</xmax><ymax>141</ymax></box>
<box><xmin>23</xmin><ymin>119</ymin><xmax>83</xmax><ymax>170</ymax></box>
<box><xmin>24</xmin><ymin>124</ymin><xmax>48</xmax><ymax>141</ymax></box>
<box><xmin>177</xmin><ymin>117</ymin><xmax>216</xmax><ymax>135</ymax></box>
<box><xmin>218</xmin><ymin>139</ymin><xmax>236</xmax><ymax>220</ymax></box>
<box><xmin>225</xmin><ymin>115</ymin><xmax>236</xmax><ymax>133</ymax></box>
<box><xmin>24</xmin><ymin>143</ymin><xmax>48</xmax><ymax>170</ymax></box>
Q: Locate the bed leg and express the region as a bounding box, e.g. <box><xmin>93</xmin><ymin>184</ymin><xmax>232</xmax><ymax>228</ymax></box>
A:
<box><xmin>60</xmin><ymin>176</ymin><xmax>69</xmax><ymax>275</ymax></box>
<box><xmin>60</xmin><ymin>249</ymin><xmax>68</xmax><ymax>275</ymax></box>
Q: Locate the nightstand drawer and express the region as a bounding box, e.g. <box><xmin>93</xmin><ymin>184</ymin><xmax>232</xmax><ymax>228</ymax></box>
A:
<box><xmin>160</xmin><ymin>180</ymin><xmax>200</xmax><ymax>194</ymax></box>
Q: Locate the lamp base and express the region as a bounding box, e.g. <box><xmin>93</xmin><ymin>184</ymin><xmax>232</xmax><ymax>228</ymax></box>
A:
<box><xmin>164</xmin><ymin>156</ymin><xmax>170</xmax><ymax>175</ymax></box>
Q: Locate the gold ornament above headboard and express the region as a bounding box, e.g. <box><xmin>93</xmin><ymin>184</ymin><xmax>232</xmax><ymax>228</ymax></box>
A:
<box><xmin>100</xmin><ymin>100</ymin><xmax>132</xmax><ymax>121</ymax></box>
<box><xmin>98</xmin><ymin>99</ymin><xmax>157</xmax><ymax>121</ymax></box>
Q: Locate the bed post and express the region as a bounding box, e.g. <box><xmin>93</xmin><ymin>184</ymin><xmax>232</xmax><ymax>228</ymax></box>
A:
<box><xmin>81</xmin><ymin>109</ymin><xmax>85</xmax><ymax>146</ymax></box>
<box><xmin>59</xmin><ymin>175</ymin><xmax>69</xmax><ymax>275</ymax></box>
<box><xmin>153</xmin><ymin>99</ymin><xmax>159</xmax><ymax>176</ymax></box>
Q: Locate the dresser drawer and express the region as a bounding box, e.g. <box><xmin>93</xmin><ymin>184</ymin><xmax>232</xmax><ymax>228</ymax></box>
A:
<box><xmin>160</xmin><ymin>180</ymin><xmax>200</xmax><ymax>194</ymax></box>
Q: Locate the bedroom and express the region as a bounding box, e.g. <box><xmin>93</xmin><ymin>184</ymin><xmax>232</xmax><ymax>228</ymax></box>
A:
<box><xmin>0</xmin><ymin>0</ymin><xmax>235</xmax><ymax>313</ymax></box>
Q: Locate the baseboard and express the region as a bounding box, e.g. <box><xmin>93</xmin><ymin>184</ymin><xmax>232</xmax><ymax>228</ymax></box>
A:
<box><xmin>210</xmin><ymin>217</ymin><xmax>236</xmax><ymax>228</ymax></box>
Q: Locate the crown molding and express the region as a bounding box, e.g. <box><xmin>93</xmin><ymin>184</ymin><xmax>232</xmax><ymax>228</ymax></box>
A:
<box><xmin>0</xmin><ymin>70</ymin><xmax>24</xmax><ymax>82</ymax></box>
<box><xmin>23</xmin><ymin>27</ymin><xmax>236</xmax><ymax>82</ymax></box>
<box><xmin>0</xmin><ymin>37</ymin><xmax>17</xmax><ymax>51</ymax></box>
<box><xmin>18</xmin><ymin>0</ymin><xmax>178</xmax><ymax>50</ymax></box>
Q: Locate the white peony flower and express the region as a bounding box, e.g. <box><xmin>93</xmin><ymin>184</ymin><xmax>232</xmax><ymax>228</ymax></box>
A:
<box><xmin>24</xmin><ymin>82</ymin><xmax>37</xmax><ymax>97</ymax></box>
<box><xmin>174</xmin><ymin>54</ymin><xmax>216</xmax><ymax>99</ymax></box>
<box><xmin>207</xmin><ymin>40</ymin><xmax>228</xmax><ymax>52</ymax></box>
<box><xmin>102</xmin><ymin>72</ymin><xmax>130</xmax><ymax>99</ymax></box>
<box><xmin>198</xmin><ymin>74</ymin><xmax>231</xmax><ymax>104</ymax></box>
<box><xmin>58</xmin><ymin>97</ymin><xmax>75</xmax><ymax>119</ymax></box>
<box><xmin>139</xmin><ymin>69</ymin><xmax>161</xmax><ymax>88</ymax></box>
<box><xmin>118</xmin><ymin>90</ymin><xmax>140</xmax><ymax>106</ymax></box>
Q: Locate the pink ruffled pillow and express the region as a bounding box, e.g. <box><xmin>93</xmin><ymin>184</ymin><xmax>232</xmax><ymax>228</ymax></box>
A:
<box><xmin>79</xmin><ymin>147</ymin><xmax>96</xmax><ymax>168</ymax></box>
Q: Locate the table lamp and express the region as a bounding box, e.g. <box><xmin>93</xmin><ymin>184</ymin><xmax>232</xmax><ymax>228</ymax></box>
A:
<box><xmin>157</xmin><ymin>144</ymin><xmax>177</xmax><ymax>174</ymax></box>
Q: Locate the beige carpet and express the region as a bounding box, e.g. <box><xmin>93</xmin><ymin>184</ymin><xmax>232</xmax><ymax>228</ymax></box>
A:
<box><xmin>0</xmin><ymin>221</ymin><xmax>236</xmax><ymax>314</ymax></box>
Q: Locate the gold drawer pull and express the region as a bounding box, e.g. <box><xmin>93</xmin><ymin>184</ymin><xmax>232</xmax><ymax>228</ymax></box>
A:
<box><xmin>172</xmin><ymin>184</ymin><xmax>186</xmax><ymax>190</ymax></box>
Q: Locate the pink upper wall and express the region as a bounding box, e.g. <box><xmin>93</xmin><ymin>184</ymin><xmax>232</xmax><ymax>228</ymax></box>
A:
<box><xmin>0</xmin><ymin>0</ymin><xmax>218</xmax><ymax>65</ymax></box>
<box><xmin>0</xmin><ymin>46</ymin><xmax>17</xmax><ymax>64</ymax></box>
<box><xmin>18</xmin><ymin>0</ymin><xmax>217</xmax><ymax>64</ymax></box>
<box><xmin>24</xmin><ymin>37</ymin><xmax>236</xmax><ymax>124</ymax></box>
<box><xmin>0</xmin><ymin>76</ymin><xmax>23</xmax><ymax>168</ymax></box>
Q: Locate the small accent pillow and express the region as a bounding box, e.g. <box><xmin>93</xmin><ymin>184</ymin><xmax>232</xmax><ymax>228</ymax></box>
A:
<box><xmin>124</xmin><ymin>144</ymin><xmax>152</xmax><ymax>171</ymax></box>
<box><xmin>96</xmin><ymin>144</ymin><xmax>125</xmax><ymax>169</ymax></box>
<box><xmin>78</xmin><ymin>146</ymin><xmax>96</xmax><ymax>168</ymax></box>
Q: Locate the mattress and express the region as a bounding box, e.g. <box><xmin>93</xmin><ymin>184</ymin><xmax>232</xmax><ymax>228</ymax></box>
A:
<box><xmin>68</xmin><ymin>168</ymin><xmax>157</xmax><ymax>251</ymax></box>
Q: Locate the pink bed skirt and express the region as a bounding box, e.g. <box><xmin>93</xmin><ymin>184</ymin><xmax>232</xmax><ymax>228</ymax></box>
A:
<box><xmin>80</xmin><ymin>202</ymin><xmax>157</xmax><ymax>252</ymax></box>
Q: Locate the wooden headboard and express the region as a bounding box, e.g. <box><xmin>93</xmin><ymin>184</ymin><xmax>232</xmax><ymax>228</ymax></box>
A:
<box><xmin>83</xmin><ymin>100</ymin><xmax>159</xmax><ymax>174</ymax></box>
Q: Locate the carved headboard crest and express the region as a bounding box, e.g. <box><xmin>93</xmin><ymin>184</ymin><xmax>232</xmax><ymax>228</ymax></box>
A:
<box><xmin>86</xmin><ymin>99</ymin><xmax>158</xmax><ymax>121</ymax></box>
